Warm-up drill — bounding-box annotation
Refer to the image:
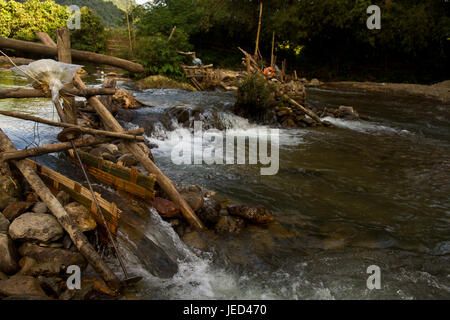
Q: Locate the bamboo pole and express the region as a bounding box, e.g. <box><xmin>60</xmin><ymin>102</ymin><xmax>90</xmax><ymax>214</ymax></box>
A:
<box><xmin>168</xmin><ymin>26</ymin><xmax>177</xmax><ymax>41</ymax></box>
<box><xmin>0</xmin><ymin>136</ymin><xmax>114</xmax><ymax>162</ymax></box>
<box><xmin>271</xmin><ymin>31</ymin><xmax>275</xmax><ymax>67</ymax></box>
<box><xmin>125</xmin><ymin>4</ymin><xmax>133</xmax><ymax>55</ymax></box>
<box><xmin>0</xmin><ymin>87</ymin><xmax>116</xmax><ymax>99</ymax></box>
<box><xmin>39</xmin><ymin>31</ymin><xmax>205</xmax><ymax>230</ymax></box>
<box><xmin>0</xmin><ymin>37</ymin><xmax>144</xmax><ymax>73</ymax></box>
<box><xmin>0</xmin><ymin>110</ymin><xmax>145</xmax><ymax>141</ymax></box>
<box><xmin>0</xmin><ymin>128</ymin><xmax>121</xmax><ymax>290</ymax></box>
<box><xmin>254</xmin><ymin>2</ymin><xmax>263</xmax><ymax>57</ymax></box>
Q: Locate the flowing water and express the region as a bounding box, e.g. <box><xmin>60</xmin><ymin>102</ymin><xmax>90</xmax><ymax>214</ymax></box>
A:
<box><xmin>0</xmin><ymin>68</ymin><xmax>449</xmax><ymax>300</ymax></box>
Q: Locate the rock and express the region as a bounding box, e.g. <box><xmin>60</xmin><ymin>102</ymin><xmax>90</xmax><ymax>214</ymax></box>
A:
<box><xmin>196</xmin><ymin>196</ymin><xmax>223</xmax><ymax>226</ymax></box>
<box><xmin>214</xmin><ymin>216</ymin><xmax>245</xmax><ymax>234</ymax></box>
<box><xmin>0</xmin><ymin>175</ymin><xmax>21</xmax><ymax>211</ymax></box>
<box><xmin>338</xmin><ymin>106</ymin><xmax>359</xmax><ymax>120</ymax></box>
<box><xmin>152</xmin><ymin>197</ymin><xmax>181</xmax><ymax>219</ymax></box>
<box><xmin>182</xmin><ymin>231</ymin><xmax>207</xmax><ymax>251</ymax></box>
<box><xmin>227</xmin><ymin>205</ymin><xmax>275</xmax><ymax>224</ymax></box>
<box><xmin>0</xmin><ymin>275</ymin><xmax>47</xmax><ymax>298</ymax></box>
<box><xmin>56</xmin><ymin>191</ymin><xmax>70</xmax><ymax>206</ymax></box>
<box><xmin>309</xmin><ymin>78</ymin><xmax>321</xmax><ymax>87</ymax></box>
<box><xmin>37</xmin><ymin>276</ymin><xmax>65</xmax><ymax>298</ymax></box>
<box><xmin>9</xmin><ymin>213</ymin><xmax>64</xmax><ymax>243</ymax></box>
<box><xmin>2</xmin><ymin>202</ymin><xmax>33</xmax><ymax>221</ymax></box>
<box><xmin>18</xmin><ymin>256</ymin><xmax>60</xmax><ymax>277</ymax></box>
<box><xmin>64</xmin><ymin>202</ymin><xmax>97</xmax><ymax>232</ymax></box>
<box><xmin>136</xmin><ymin>75</ymin><xmax>195</xmax><ymax>91</ymax></box>
<box><xmin>302</xmin><ymin>116</ymin><xmax>315</xmax><ymax>126</ymax></box>
<box><xmin>0</xmin><ymin>271</ymin><xmax>7</xmax><ymax>280</ymax></box>
<box><xmin>32</xmin><ymin>202</ymin><xmax>48</xmax><ymax>214</ymax></box>
<box><xmin>0</xmin><ymin>233</ymin><xmax>18</xmax><ymax>274</ymax></box>
<box><xmin>0</xmin><ymin>213</ymin><xmax>10</xmax><ymax>233</ymax></box>
<box><xmin>117</xmin><ymin>153</ymin><xmax>138</xmax><ymax>167</ymax></box>
<box><xmin>113</xmin><ymin>90</ymin><xmax>141</xmax><ymax>109</ymax></box>
<box><xmin>181</xmin><ymin>191</ymin><xmax>204</xmax><ymax>212</ymax></box>
<box><xmin>18</xmin><ymin>242</ymin><xmax>87</xmax><ymax>275</ymax></box>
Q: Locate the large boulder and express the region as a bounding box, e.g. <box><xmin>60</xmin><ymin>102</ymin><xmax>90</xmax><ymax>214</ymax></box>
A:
<box><xmin>0</xmin><ymin>213</ymin><xmax>10</xmax><ymax>234</ymax></box>
<box><xmin>0</xmin><ymin>233</ymin><xmax>18</xmax><ymax>274</ymax></box>
<box><xmin>227</xmin><ymin>205</ymin><xmax>275</xmax><ymax>224</ymax></box>
<box><xmin>0</xmin><ymin>275</ymin><xmax>47</xmax><ymax>298</ymax></box>
<box><xmin>0</xmin><ymin>175</ymin><xmax>21</xmax><ymax>211</ymax></box>
<box><xmin>64</xmin><ymin>202</ymin><xmax>97</xmax><ymax>232</ymax></box>
<box><xmin>9</xmin><ymin>213</ymin><xmax>64</xmax><ymax>243</ymax></box>
<box><xmin>214</xmin><ymin>216</ymin><xmax>246</xmax><ymax>234</ymax></box>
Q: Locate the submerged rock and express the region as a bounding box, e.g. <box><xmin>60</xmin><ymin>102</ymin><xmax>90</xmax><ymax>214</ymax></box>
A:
<box><xmin>64</xmin><ymin>202</ymin><xmax>97</xmax><ymax>232</ymax></box>
<box><xmin>182</xmin><ymin>231</ymin><xmax>207</xmax><ymax>251</ymax></box>
<box><xmin>214</xmin><ymin>216</ymin><xmax>246</xmax><ymax>234</ymax></box>
<box><xmin>227</xmin><ymin>205</ymin><xmax>275</xmax><ymax>225</ymax></box>
<box><xmin>0</xmin><ymin>275</ymin><xmax>47</xmax><ymax>298</ymax></box>
<box><xmin>0</xmin><ymin>233</ymin><xmax>18</xmax><ymax>274</ymax></box>
<box><xmin>9</xmin><ymin>213</ymin><xmax>64</xmax><ymax>243</ymax></box>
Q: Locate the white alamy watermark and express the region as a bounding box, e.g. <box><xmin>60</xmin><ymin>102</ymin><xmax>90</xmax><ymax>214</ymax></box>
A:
<box><xmin>67</xmin><ymin>5</ymin><xmax>81</xmax><ymax>30</ymax></box>
<box><xmin>367</xmin><ymin>265</ymin><xmax>381</xmax><ymax>290</ymax></box>
<box><xmin>66</xmin><ymin>265</ymin><xmax>81</xmax><ymax>290</ymax></box>
<box><xmin>170</xmin><ymin>121</ymin><xmax>280</xmax><ymax>176</ymax></box>
<box><xmin>367</xmin><ymin>5</ymin><xmax>381</xmax><ymax>30</ymax></box>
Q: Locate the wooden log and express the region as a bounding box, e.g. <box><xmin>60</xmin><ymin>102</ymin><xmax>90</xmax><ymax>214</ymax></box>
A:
<box><xmin>287</xmin><ymin>96</ymin><xmax>323</xmax><ymax>124</ymax></box>
<box><xmin>0</xmin><ymin>56</ymin><xmax>34</xmax><ymax>66</ymax></box>
<box><xmin>271</xmin><ymin>31</ymin><xmax>275</xmax><ymax>67</ymax></box>
<box><xmin>0</xmin><ymin>136</ymin><xmax>113</xmax><ymax>162</ymax></box>
<box><xmin>0</xmin><ymin>128</ymin><xmax>121</xmax><ymax>290</ymax></box>
<box><xmin>57</xmin><ymin>28</ymin><xmax>77</xmax><ymax>124</ymax></box>
<box><xmin>0</xmin><ymin>37</ymin><xmax>145</xmax><ymax>73</ymax></box>
<box><xmin>36</xmin><ymin>32</ymin><xmax>57</xmax><ymax>48</ymax></box>
<box><xmin>68</xmin><ymin>150</ymin><xmax>155</xmax><ymax>201</ymax></box>
<box><xmin>0</xmin><ymin>88</ymin><xmax>116</xmax><ymax>99</ymax></box>
<box><xmin>0</xmin><ymin>110</ymin><xmax>145</xmax><ymax>141</ymax></box>
<box><xmin>73</xmin><ymin>75</ymin><xmax>206</xmax><ymax>230</ymax></box>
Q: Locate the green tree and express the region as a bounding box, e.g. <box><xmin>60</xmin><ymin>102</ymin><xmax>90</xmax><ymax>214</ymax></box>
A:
<box><xmin>71</xmin><ymin>6</ymin><xmax>107</xmax><ymax>53</ymax></box>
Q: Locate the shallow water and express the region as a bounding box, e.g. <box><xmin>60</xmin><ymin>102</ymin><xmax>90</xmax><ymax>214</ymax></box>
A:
<box><xmin>1</xmin><ymin>69</ymin><xmax>449</xmax><ymax>300</ymax></box>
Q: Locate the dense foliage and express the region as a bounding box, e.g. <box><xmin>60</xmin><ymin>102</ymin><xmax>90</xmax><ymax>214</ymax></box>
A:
<box><xmin>135</xmin><ymin>0</ymin><xmax>450</xmax><ymax>83</ymax></box>
<box><xmin>1</xmin><ymin>0</ymin><xmax>107</xmax><ymax>53</ymax></box>
<box><xmin>70</xmin><ymin>7</ymin><xmax>107</xmax><ymax>53</ymax></box>
<box><xmin>1</xmin><ymin>0</ymin><xmax>68</xmax><ymax>40</ymax></box>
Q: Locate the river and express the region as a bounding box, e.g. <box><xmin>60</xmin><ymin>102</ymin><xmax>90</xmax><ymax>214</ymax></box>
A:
<box><xmin>0</xmin><ymin>68</ymin><xmax>449</xmax><ymax>300</ymax></box>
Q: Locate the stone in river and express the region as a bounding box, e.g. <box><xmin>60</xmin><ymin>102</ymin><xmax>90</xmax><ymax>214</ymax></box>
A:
<box><xmin>181</xmin><ymin>191</ymin><xmax>204</xmax><ymax>212</ymax></box>
<box><xmin>32</xmin><ymin>202</ymin><xmax>48</xmax><ymax>214</ymax></box>
<box><xmin>0</xmin><ymin>212</ymin><xmax>10</xmax><ymax>233</ymax></box>
<box><xmin>214</xmin><ymin>216</ymin><xmax>246</xmax><ymax>234</ymax></box>
<box><xmin>227</xmin><ymin>205</ymin><xmax>275</xmax><ymax>224</ymax></box>
<box><xmin>9</xmin><ymin>213</ymin><xmax>64</xmax><ymax>243</ymax></box>
<box><xmin>152</xmin><ymin>197</ymin><xmax>181</xmax><ymax>219</ymax></box>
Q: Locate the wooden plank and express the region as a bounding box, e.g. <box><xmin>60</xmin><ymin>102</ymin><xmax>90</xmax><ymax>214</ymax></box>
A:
<box><xmin>70</xmin><ymin>150</ymin><xmax>156</xmax><ymax>192</ymax></box>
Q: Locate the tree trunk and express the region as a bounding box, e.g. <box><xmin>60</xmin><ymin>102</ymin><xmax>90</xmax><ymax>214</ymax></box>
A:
<box><xmin>0</xmin><ymin>110</ymin><xmax>144</xmax><ymax>141</ymax></box>
<box><xmin>0</xmin><ymin>37</ymin><xmax>144</xmax><ymax>73</ymax></box>
<box><xmin>0</xmin><ymin>87</ymin><xmax>115</xmax><ymax>99</ymax></box>
<box><xmin>0</xmin><ymin>136</ymin><xmax>114</xmax><ymax>162</ymax></box>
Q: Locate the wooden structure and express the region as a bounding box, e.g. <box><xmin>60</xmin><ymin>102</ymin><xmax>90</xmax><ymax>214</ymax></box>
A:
<box><xmin>28</xmin><ymin>158</ymin><xmax>122</xmax><ymax>236</ymax></box>
<box><xmin>68</xmin><ymin>150</ymin><xmax>156</xmax><ymax>203</ymax></box>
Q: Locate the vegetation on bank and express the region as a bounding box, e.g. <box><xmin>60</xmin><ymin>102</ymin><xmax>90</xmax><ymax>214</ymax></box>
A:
<box><xmin>1</xmin><ymin>0</ymin><xmax>448</xmax><ymax>83</ymax></box>
<box><xmin>1</xmin><ymin>0</ymin><xmax>107</xmax><ymax>53</ymax></box>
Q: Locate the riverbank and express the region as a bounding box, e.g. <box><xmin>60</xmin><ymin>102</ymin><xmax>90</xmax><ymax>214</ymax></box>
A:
<box><xmin>319</xmin><ymin>81</ymin><xmax>450</xmax><ymax>103</ymax></box>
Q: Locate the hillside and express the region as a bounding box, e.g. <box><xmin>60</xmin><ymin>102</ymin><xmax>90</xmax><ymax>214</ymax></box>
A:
<box><xmin>54</xmin><ymin>0</ymin><xmax>126</xmax><ymax>27</ymax></box>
